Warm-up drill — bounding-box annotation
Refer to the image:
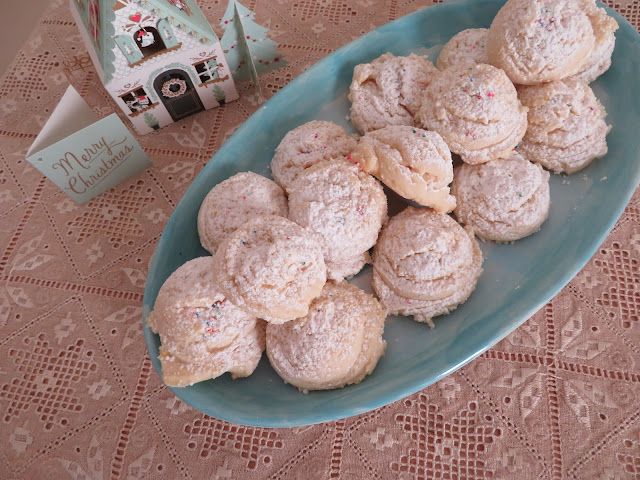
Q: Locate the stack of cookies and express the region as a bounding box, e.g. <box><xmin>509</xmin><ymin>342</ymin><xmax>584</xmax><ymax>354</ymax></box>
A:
<box><xmin>148</xmin><ymin>0</ymin><xmax>617</xmax><ymax>391</ymax></box>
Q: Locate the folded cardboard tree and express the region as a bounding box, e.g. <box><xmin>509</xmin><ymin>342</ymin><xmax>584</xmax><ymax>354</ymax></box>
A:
<box><xmin>69</xmin><ymin>0</ymin><xmax>278</xmax><ymax>135</ymax></box>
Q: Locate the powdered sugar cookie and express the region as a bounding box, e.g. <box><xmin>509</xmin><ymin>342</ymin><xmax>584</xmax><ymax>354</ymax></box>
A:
<box><xmin>147</xmin><ymin>257</ymin><xmax>262</xmax><ymax>387</ymax></box>
<box><xmin>288</xmin><ymin>159</ymin><xmax>387</xmax><ymax>281</ymax></box>
<box><xmin>451</xmin><ymin>152</ymin><xmax>550</xmax><ymax>242</ymax></box>
<box><xmin>212</xmin><ymin>215</ymin><xmax>327</xmax><ymax>324</ymax></box>
<box><xmin>372</xmin><ymin>207</ymin><xmax>483</xmax><ymax>326</ymax></box>
<box><xmin>437</xmin><ymin>28</ymin><xmax>489</xmax><ymax>70</ymax></box>
<box><xmin>487</xmin><ymin>0</ymin><xmax>595</xmax><ymax>85</ymax></box>
<box><xmin>518</xmin><ymin>79</ymin><xmax>611</xmax><ymax>174</ymax></box>
<box><xmin>571</xmin><ymin>6</ymin><xmax>618</xmax><ymax>83</ymax></box>
<box><xmin>266</xmin><ymin>281</ymin><xmax>386</xmax><ymax>391</ymax></box>
<box><xmin>159</xmin><ymin>320</ymin><xmax>266</xmax><ymax>387</ymax></box>
<box><xmin>416</xmin><ymin>63</ymin><xmax>527</xmax><ymax>165</ymax></box>
<box><xmin>271</xmin><ymin>121</ymin><xmax>357</xmax><ymax>191</ymax></box>
<box><xmin>197</xmin><ymin>172</ymin><xmax>288</xmax><ymax>254</ymax></box>
<box><xmin>350</xmin><ymin>126</ymin><xmax>456</xmax><ymax>213</ymax></box>
<box><xmin>349</xmin><ymin>53</ymin><xmax>439</xmax><ymax>133</ymax></box>
<box><xmin>148</xmin><ymin>257</ymin><xmax>257</xmax><ymax>351</ymax></box>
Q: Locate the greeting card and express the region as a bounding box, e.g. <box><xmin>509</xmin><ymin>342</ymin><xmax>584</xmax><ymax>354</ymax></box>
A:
<box><xmin>26</xmin><ymin>85</ymin><xmax>151</xmax><ymax>204</ymax></box>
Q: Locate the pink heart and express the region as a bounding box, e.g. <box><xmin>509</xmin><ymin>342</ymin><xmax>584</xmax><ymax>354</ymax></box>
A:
<box><xmin>129</xmin><ymin>12</ymin><xmax>142</xmax><ymax>23</ymax></box>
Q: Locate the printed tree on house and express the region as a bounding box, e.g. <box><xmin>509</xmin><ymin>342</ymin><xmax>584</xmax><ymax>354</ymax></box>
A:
<box><xmin>213</xmin><ymin>85</ymin><xmax>226</xmax><ymax>105</ymax></box>
<box><xmin>220</xmin><ymin>0</ymin><xmax>285</xmax><ymax>85</ymax></box>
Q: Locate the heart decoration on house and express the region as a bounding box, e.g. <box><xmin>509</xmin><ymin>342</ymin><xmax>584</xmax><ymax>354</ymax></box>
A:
<box><xmin>129</xmin><ymin>12</ymin><xmax>142</xmax><ymax>23</ymax></box>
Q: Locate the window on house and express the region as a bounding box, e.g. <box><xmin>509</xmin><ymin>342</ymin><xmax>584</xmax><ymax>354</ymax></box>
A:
<box><xmin>193</xmin><ymin>58</ymin><xmax>221</xmax><ymax>84</ymax></box>
<box><xmin>134</xmin><ymin>27</ymin><xmax>166</xmax><ymax>57</ymax></box>
<box><xmin>121</xmin><ymin>87</ymin><xmax>152</xmax><ymax>114</ymax></box>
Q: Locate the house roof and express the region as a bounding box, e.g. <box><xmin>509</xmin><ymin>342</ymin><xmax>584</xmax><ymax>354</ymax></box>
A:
<box><xmin>74</xmin><ymin>0</ymin><xmax>219</xmax><ymax>83</ymax></box>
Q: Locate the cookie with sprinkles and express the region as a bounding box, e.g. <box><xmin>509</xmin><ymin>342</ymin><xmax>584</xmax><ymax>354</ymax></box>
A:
<box><xmin>487</xmin><ymin>0</ymin><xmax>596</xmax><ymax>85</ymax></box>
<box><xmin>271</xmin><ymin>120</ymin><xmax>357</xmax><ymax>192</ymax></box>
<box><xmin>212</xmin><ymin>215</ymin><xmax>327</xmax><ymax>324</ymax></box>
<box><xmin>348</xmin><ymin>53</ymin><xmax>439</xmax><ymax>133</ymax></box>
<box><xmin>197</xmin><ymin>172</ymin><xmax>288</xmax><ymax>255</ymax></box>
<box><xmin>147</xmin><ymin>256</ymin><xmax>262</xmax><ymax>387</ymax></box>
<box><xmin>159</xmin><ymin>320</ymin><xmax>266</xmax><ymax>388</ymax></box>
<box><xmin>288</xmin><ymin>159</ymin><xmax>387</xmax><ymax>281</ymax></box>
<box><xmin>437</xmin><ymin>28</ymin><xmax>489</xmax><ymax>70</ymax></box>
<box><xmin>372</xmin><ymin>207</ymin><xmax>483</xmax><ymax>327</ymax></box>
<box><xmin>416</xmin><ymin>63</ymin><xmax>528</xmax><ymax>165</ymax></box>
<box><xmin>451</xmin><ymin>152</ymin><xmax>551</xmax><ymax>242</ymax></box>
<box><xmin>517</xmin><ymin>79</ymin><xmax>611</xmax><ymax>174</ymax></box>
<box><xmin>350</xmin><ymin>125</ymin><xmax>456</xmax><ymax>213</ymax></box>
<box><xmin>266</xmin><ymin>281</ymin><xmax>386</xmax><ymax>392</ymax></box>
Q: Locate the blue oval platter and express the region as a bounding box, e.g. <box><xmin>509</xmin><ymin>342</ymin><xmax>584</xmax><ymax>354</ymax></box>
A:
<box><xmin>143</xmin><ymin>0</ymin><xmax>640</xmax><ymax>427</ymax></box>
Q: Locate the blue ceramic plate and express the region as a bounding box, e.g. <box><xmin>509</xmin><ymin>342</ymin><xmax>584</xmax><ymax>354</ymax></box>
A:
<box><xmin>143</xmin><ymin>0</ymin><xmax>640</xmax><ymax>427</ymax></box>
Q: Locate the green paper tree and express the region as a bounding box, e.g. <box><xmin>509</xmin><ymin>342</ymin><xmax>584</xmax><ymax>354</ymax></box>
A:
<box><xmin>220</xmin><ymin>0</ymin><xmax>285</xmax><ymax>87</ymax></box>
<box><xmin>213</xmin><ymin>85</ymin><xmax>226</xmax><ymax>105</ymax></box>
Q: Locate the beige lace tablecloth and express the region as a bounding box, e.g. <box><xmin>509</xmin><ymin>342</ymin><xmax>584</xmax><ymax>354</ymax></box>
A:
<box><xmin>0</xmin><ymin>1</ymin><xmax>639</xmax><ymax>478</ymax></box>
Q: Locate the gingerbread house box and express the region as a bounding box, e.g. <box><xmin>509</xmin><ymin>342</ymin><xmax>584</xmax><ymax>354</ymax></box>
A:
<box><xmin>70</xmin><ymin>0</ymin><xmax>238</xmax><ymax>135</ymax></box>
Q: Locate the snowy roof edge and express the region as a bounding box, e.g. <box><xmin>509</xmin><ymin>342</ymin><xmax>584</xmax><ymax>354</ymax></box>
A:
<box><xmin>76</xmin><ymin>0</ymin><xmax>220</xmax><ymax>83</ymax></box>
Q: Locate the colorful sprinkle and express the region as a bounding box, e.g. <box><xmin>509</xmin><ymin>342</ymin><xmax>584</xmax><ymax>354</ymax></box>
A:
<box><xmin>212</xmin><ymin>299</ymin><xmax>226</xmax><ymax>309</ymax></box>
<box><xmin>356</xmin><ymin>205</ymin><xmax>365</xmax><ymax>215</ymax></box>
<box><xmin>487</xmin><ymin>91</ymin><xmax>495</xmax><ymax>98</ymax></box>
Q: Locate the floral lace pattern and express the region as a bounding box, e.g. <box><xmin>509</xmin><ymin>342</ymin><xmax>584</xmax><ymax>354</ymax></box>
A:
<box><xmin>0</xmin><ymin>1</ymin><xmax>638</xmax><ymax>478</ymax></box>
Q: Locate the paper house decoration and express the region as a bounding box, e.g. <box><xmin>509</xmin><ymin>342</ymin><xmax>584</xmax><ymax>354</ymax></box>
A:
<box><xmin>70</xmin><ymin>0</ymin><xmax>239</xmax><ymax>135</ymax></box>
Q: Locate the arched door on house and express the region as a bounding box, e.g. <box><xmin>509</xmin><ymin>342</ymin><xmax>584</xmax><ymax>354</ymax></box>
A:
<box><xmin>153</xmin><ymin>69</ymin><xmax>204</xmax><ymax>121</ymax></box>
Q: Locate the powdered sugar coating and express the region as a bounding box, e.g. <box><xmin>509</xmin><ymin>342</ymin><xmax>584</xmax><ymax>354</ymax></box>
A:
<box><xmin>348</xmin><ymin>53</ymin><xmax>439</xmax><ymax>133</ymax></box>
<box><xmin>266</xmin><ymin>281</ymin><xmax>386</xmax><ymax>391</ymax></box>
<box><xmin>487</xmin><ymin>0</ymin><xmax>596</xmax><ymax>85</ymax></box>
<box><xmin>271</xmin><ymin>121</ymin><xmax>357</xmax><ymax>192</ymax></box>
<box><xmin>416</xmin><ymin>63</ymin><xmax>528</xmax><ymax>165</ymax></box>
<box><xmin>372</xmin><ymin>207</ymin><xmax>483</xmax><ymax>326</ymax></box>
<box><xmin>437</xmin><ymin>29</ymin><xmax>489</xmax><ymax>70</ymax></box>
<box><xmin>288</xmin><ymin>159</ymin><xmax>387</xmax><ymax>281</ymax></box>
<box><xmin>148</xmin><ymin>257</ymin><xmax>257</xmax><ymax>352</ymax></box>
<box><xmin>159</xmin><ymin>320</ymin><xmax>266</xmax><ymax>387</ymax></box>
<box><xmin>518</xmin><ymin>79</ymin><xmax>611</xmax><ymax>174</ymax></box>
<box><xmin>350</xmin><ymin>126</ymin><xmax>456</xmax><ymax>213</ymax></box>
<box><xmin>147</xmin><ymin>257</ymin><xmax>262</xmax><ymax>387</ymax></box>
<box><xmin>212</xmin><ymin>215</ymin><xmax>327</xmax><ymax>323</ymax></box>
<box><xmin>571</xmin><ymin>7</ymin><xmax>618</xmax><ymax>83</ymax></box>
<box><xmin>452</xmin><ymin>153</ymin><xmax>550</xmax><ymax>242</ymax></box>
<box><xmin>197</xmin><ymin>172</ymin><xmax>288</xmax><ymax>254</ymax></box>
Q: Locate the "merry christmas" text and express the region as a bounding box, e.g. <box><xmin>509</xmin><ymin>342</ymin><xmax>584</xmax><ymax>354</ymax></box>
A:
<box><xmin>51</xmin><ymin>136</ymin><xmax>134</xmax><ymax>194</ymax></box>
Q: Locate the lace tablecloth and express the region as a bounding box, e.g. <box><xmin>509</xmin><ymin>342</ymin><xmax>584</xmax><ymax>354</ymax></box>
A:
<box><xmin>0</xmin><ymin>1</ymin><xmax>639</xmax><ymax>478</ymax></box>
